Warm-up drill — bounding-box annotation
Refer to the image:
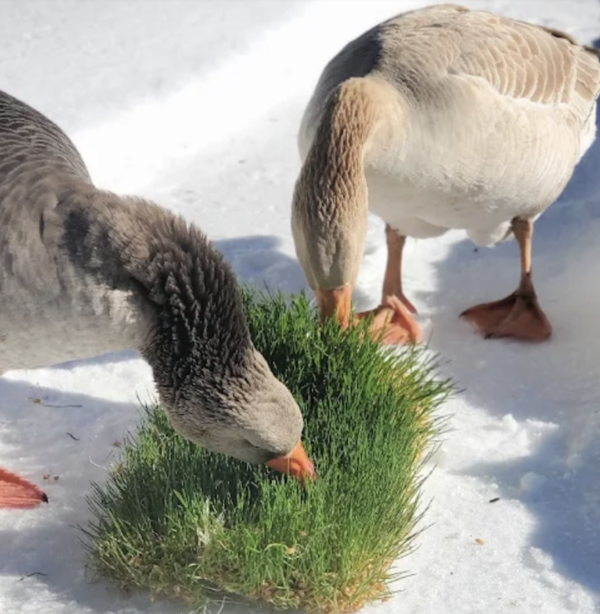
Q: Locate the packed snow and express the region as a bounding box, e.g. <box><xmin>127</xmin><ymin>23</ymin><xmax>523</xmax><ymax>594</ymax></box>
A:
<box><xmin>1</xmin><ymin>0</ymin><xmax>600</xmax><ymax>612</ymax></box>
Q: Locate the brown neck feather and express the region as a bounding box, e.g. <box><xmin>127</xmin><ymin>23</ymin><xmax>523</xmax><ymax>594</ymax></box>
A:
<box><xmin>292</xmin><ymin>77</ymin><xmax>385</xmax><ymax>292</ymax></box>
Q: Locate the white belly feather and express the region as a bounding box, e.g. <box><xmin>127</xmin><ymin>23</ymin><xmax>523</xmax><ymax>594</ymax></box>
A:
<box><xmin>364</xmin><ymin>84</ymin><xmax>593</xmax><ymax>246</ymax></box>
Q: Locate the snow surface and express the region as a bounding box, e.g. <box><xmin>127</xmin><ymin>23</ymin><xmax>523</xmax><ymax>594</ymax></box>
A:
<box><xmin>1</xmin><ymin>0</ymin><xmax>600</xmax><ymax>612</ymax></box>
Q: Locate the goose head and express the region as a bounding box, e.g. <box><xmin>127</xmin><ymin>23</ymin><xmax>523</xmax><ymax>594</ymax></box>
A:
<box><xmin>63</xmin><ymin>191</ymin><xmax>316</xmax><ymax>483</ymax></box>
<box><xmin>86</xmin><ymin>192</ymin><xmax>314</xmax><ymax>480</ymax></box>
<box><xmin>154</xmin><ymin>344</ymin><xmax>314</xmax><ymax>479</ymax></box>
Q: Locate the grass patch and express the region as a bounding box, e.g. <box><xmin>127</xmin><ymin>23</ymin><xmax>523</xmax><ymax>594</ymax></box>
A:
<box><xmin>84</xmin><ymin>290</ymin><xmax>452</xmax><ymax>613</ymax></box>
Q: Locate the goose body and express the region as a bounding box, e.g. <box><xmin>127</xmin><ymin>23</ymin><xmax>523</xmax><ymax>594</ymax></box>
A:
<box><xmin>0</xmin><ymin>90</ymin><xmax>314</xmax><ymax>508</ymax></box>
<box><xmin>0</xmin><ymin>191</ymin><xmax>146</xmax><ymax>373</ymax></box>
<box><xmin>293</xmin><ymin>4</ymin><xmax>600</xmax><ymax>343</ymax></box>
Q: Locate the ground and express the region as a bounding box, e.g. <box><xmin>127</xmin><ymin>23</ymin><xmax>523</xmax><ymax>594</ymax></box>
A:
<box><xmin>1</xmin><ymin>1</ymin><xmax>600</xmax><ymax>613</ymax></box>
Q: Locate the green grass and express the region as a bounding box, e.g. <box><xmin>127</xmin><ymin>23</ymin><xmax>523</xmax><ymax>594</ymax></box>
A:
<box><xmin>84</xmin><ymin>289</ymin><xmax>453</xmax><ymax>613</ymax></box>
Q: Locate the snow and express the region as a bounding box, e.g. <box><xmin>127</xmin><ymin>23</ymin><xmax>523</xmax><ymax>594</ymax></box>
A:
<box><xmin>1</xmin><ymin>0</ymin><xmax>600</xmax><ymax>612</ymax></box>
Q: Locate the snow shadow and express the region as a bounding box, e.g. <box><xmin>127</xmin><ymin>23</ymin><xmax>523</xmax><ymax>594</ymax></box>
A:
<box><xmin>416</xmin><ymin>43</ymin><xmax>600</xmax><ymax>598</ymax></box>
<box><xmin>215</xmin><ymin>235</ymin><xmax>310</xmax><ymax>296</ymax></box>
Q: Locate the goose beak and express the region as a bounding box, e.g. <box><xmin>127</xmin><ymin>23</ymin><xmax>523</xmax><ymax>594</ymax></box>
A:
<box><xmin>266</xmin><ymin>440</ymin><xmax>316</xmax><ymax>483</ymax></box>
<box><xmin>315</xmin><ymin>285</ymin><xmax>352</xmax><ymax>327</ymax></box>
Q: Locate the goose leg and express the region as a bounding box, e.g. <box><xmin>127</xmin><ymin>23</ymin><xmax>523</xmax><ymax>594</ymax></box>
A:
<box><xmin>381</xmin><ymin>225</ymin><xmax>418</xmax><ymax>313</ymax></box>
<box><xmin>355</xmin><ymin>225</ymin><xmax>421</xmax><ymax>345</ymax></box>
<box><xmin>460</xmin><ymin>217</ymin><xmax>552</xmax><ymax>342</ymax></box>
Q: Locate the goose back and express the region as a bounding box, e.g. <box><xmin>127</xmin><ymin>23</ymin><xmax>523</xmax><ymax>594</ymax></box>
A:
<box><xmin>298</xmin><ymin>4</ymin><xmax>600</xmax><ymax>242</ymax></box>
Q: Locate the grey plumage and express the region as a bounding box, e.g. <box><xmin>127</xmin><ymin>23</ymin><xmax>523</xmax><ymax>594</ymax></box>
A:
<box><xmin>0</xmin><ymin>89</ymin><xmax>304</xmax><ymax>467</ymax></box>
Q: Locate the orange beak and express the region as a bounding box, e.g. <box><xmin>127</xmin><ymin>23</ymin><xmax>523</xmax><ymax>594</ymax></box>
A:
<box><xmin>266</xmin><ymin>440</ymin><xmax>316</xmax><ymax>483</ymax></box>
<box><xmin>314</xmin><ymin>285</ymin><xmax>352</xmax><ymax>328</ymax></box>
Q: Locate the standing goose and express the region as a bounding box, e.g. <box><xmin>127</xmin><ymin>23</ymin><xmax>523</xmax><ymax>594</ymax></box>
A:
<box><xmin>0</xmin><ymin>90</ymin><xmax>315</xmax><ymax>509</ymax></box>
<box><xmin>292</xmin><ymin>4</ymin><xmax>600</xmax><ymax>344</ymax></box>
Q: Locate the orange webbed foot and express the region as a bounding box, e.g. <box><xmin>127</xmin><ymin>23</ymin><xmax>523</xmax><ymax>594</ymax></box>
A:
<box><xmin>397</xmin><ymin>292</ymin><xmax>417</xmax><ymax>316</ymax></box>
<box><xmin>357</xmin><ymin>296</ymin><xmax>422</xmax><ymax>345</ymax></box>
<box><xmin>460</xmin><ymin>292</ymin><xmax>551</xmax><ymax>342</ymax></box>
<box><xmin>0</xmin><ymin>468</ymin><xmax>48</xmax><ymax>510</ymax></box>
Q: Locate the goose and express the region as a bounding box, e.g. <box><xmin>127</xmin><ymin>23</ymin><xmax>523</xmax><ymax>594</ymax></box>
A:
<box><xmin>0</xmin><ymin>89</ymin><xmax>315</xmax><ymax>509</ymax></box>
<box><xmin>292</xmin><ymin>4</ymin><xmax>600</xmax><ymax>344</ymax></box>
